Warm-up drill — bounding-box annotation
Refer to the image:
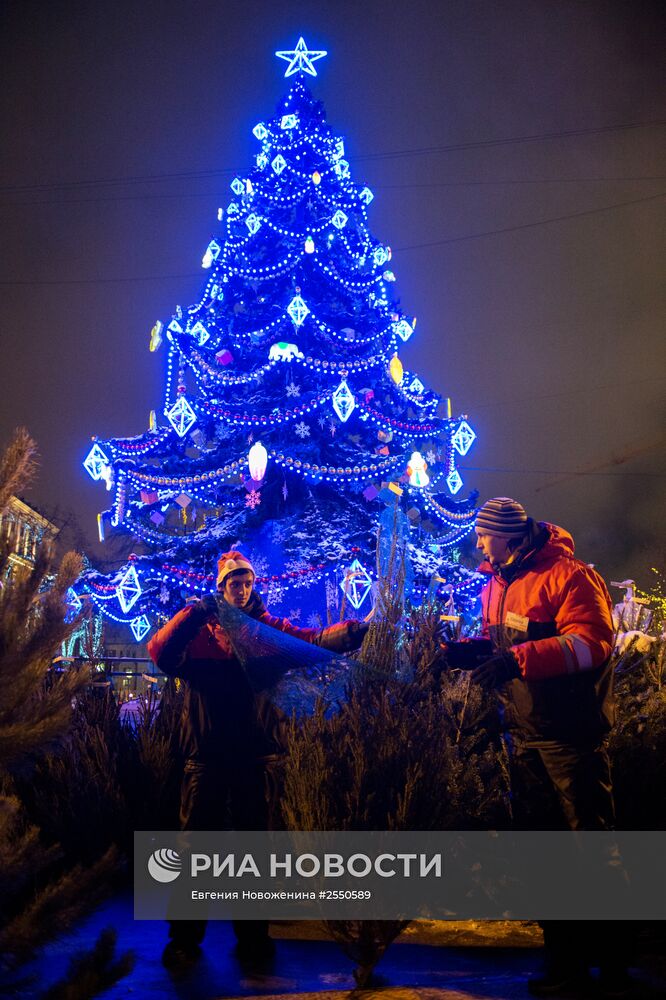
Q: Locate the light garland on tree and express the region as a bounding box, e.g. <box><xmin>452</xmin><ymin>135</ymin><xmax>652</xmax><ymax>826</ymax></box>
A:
<box><xmin>80</xmin><ymin>42</ymin><xmax>480</xmax><ymax>630</ymax></box>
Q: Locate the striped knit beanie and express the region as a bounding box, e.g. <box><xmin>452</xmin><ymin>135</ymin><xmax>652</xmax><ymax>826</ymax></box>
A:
<box><xmin>216</xmin><ymin>550</ymin><xmax>255</xmax><ymax>588</ymax></box>
<box><xmin>475</xmin><ymin>497</ymin><xmax>528</xmax><ymax>538</ymax></box>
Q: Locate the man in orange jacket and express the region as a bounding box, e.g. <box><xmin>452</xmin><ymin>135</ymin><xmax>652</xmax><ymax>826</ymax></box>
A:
<box><xmin>466</xmin><ymin>498</ymin><xmax>630</xmax><ymax>997</ymax></box>
<box><xmin>148</xmin><ymin>550</ymin><xmax>367</xmax><ymax>972</ymax></box>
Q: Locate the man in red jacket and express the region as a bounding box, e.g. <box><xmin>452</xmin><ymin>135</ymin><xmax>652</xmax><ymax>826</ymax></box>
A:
<box><xmin>148</xmin><ymin>550</ymin><xmax>367</xmax><ymax>972</ymax></box>
<box><xmin>467</xmin><ymin>498</ymin><xmax>630</xmax><ymax>997</ymax></box>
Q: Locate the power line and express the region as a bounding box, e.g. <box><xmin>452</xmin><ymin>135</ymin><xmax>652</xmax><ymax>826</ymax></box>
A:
<box><xmin>0</xmin><ymin>272</ymin><xmax>202</xmax><ymax>287</ymax></box>
<box><xmin>359</xmin><ymin>120</ymin><xmax>666</xmax><ymax>162</ymax></box>
<box><xmin>0</xmin><ymin>119</ymin><xmax>663</xmax><ymax>195</ymax></box>
<box><xmin>460</xmin><ymin>467</ymin><xmax>666</xmax><ymax>478</ymax></box>
<box><xmin>462</xmin><ymin>438</ymin><xmax>666</xmax><ymax>489</ymax></box>
<box><xmin>380</xmin><ymin>176</ymin><xmax>666</xmax><ymax>188</ymax></box>
<box><xmin>471</xmin><ymin>376</ymin><xmax>666</xmax><ymax>411</ymax></box>
<box><xmin>394</xmin><ymin>191</ymin><xmax>666</xmax><ymax>251</ymax></box>
<box><xmin>1</xmin><ymin>190</ymin><xmax>662</xmax><ymax>287</ymax></box>
<box><xmin>2</xmin><ymin>176</ymin><xmax>665</xmax><ymax>210</ymax></box>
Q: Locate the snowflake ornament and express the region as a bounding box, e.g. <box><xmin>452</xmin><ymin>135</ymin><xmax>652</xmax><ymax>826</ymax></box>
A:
<box><xmin>325</xmin><ymin>578</ymin><xmax>339</xmax><ymax>609</ymax></box>
<box><xmin>245</xmin><ymin>490</ymin><xmax>262</xmax><ymax>509</ymax></box>
<box><xmin>249</xmin><ymin>552</ymin><xmax>270</xmax><ymax>578</ymax></box>
<box><xmin>294</xmin><ymin>421</ymin><xmax>311</xmax><ymax>439</ymax></box>
<box><xmin>267</xmin><ymin>580</ymin><xmax>286</xmax><ymax>605</ymax></box>
<box><xmin>286</xmin><ymin>381</ymin><xmax>301</xmax><ymax>397</ymax></box>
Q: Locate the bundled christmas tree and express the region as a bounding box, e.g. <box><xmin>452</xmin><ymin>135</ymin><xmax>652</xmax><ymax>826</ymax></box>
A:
<box><xmin>280</xmin><ymin>550</ymin><xmax>509</xmax><ymax>985</ymax></box>
<box><xmin>82</xmin><ymin>38</ymin><xmax>480</xmax><ymax>641</ymax></box>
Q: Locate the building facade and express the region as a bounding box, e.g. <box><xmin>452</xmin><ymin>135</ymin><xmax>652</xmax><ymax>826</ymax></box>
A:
<box><xmin>1</xmin><ymin>495</ymin><xmax>59</xmax><ymax>581</ymax></box>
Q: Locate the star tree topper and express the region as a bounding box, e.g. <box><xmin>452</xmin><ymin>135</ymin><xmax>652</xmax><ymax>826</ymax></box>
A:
<box><xmin>275</xmin><ymin>37</ymin><xmax>327</xmax><ymax>77</ymax></box>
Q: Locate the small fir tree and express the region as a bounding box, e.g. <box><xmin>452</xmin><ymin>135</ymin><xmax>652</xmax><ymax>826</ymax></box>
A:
<box><xmin>280</xmin><ymin>540</ymin><xmax>508</xmax><ymax>985</ymax></box>
<box><xmin>0</xmin><ymin>430</ymin><xmax>126</xmax><ymax>985</ymax></box>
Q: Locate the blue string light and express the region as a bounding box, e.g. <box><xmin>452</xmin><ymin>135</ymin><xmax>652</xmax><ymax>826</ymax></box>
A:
<box><xmin>81</xmin><ymin>49</ymin><xmax>480</xmax><ymax>630</ymax></box>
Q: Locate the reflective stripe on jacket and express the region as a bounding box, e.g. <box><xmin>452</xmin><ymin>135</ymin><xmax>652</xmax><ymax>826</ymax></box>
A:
<box><xmin>479</xmin><ymin>521</ymin><xmax>615</xmax><ymax>742</ymax></box>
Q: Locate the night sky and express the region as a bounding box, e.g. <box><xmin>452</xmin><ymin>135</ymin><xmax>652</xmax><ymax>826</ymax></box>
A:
<box><xmin>1</xmin><ymin>0</ymin><xmax>664</xmax><ymax>588</ymax></box>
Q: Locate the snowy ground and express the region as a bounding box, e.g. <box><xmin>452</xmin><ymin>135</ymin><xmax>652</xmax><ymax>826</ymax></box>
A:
<box><xmin>15</xmin><ymin>891</ymin><xmax>666</xmax><ymax>999</ymax></box>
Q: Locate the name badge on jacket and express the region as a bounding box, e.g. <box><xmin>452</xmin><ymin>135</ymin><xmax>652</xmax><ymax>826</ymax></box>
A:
<box><xmin>505</xmin><ymin>611</ymin><xmax>529</xmax><ymax>632</ymax></box>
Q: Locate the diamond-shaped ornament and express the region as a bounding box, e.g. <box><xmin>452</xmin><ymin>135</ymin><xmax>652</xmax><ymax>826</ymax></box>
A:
<box><xmin>245</xmin><ymin>213</ymin><xmax>261</xmax><ymax>235</ymax></box>
<box><xmin>331</xmin><ymin>210</ymin><xmax>348</xmax><ymax>229</ymax></box>
<box><xmin>281</xmin><ymin>114</ymin><xmax>298</xmax><ymax>129</ymax></box>
<box><xmin>408</xmin><ymin>376</ymin><xmax>425</xmax><ymax>394</ymax></box>
<box><xmin>451</xmin><ymin>420</ymin><xmax>476</xmax><ymax>456</ymax></box>
<box><xmin>231</xmin><ymin>177</ymin><xmax>244</xmax><ymax>196</ymax></box>
<box><xmin>447</xmin><ymin>469</ymin><xmax>463</xmax><ymax>495</ymax></box>
<box><xmin>253</xmin><ymin>123</ymin><xmax>267</xmax><ymax>140</ymax></box>
<box><xmin>339</xmin><ymin>558</ymin><xmax>372</xmax><ymax>611</ymax></box>
<box><xmin>334</xmin><ymin>159</ymin><xmax>350</xmax><ymax>179</ymax></box>
<box><xmin>373</xmin><ymin>246</ymin><xmax>389</xmax><ymax>267</ymax></box>
<box><xmin>83</xmin><ymin>443</ymin><xmax>110</xmax><ymax>481</ymax></box>
<box><xmin>332</xmin><ymin>380</ymin><xmax>355</xmax><ymax>423</ymax></box>
<box><xmin>166</xmin><ymin>396</ymin><xmax>196</xmax><ymax>438</ymax></box>
<box><xmin>359</xmin><ymin>187</ymin><xmax>374</xmax><ymax>205</ymax></box>
<box><xmin>65</xmin><ymin>587</ymin><xmax>82</xmax><ymax>621</ymax></box>
<box><xmin>271</xmin><ymin>154</ymin><xmax>286</xmax><ymax>174</ymax></box>
<box><xmin>130</xmin><ymin>615</ymin><xmax>151</xmax><ymax>642</ymax></box>
<box><xmin>116</xmin><ymin>565</ymin><xmax>141</xmax><ymax>613</ymax></box>
<box><xmin>287</xmin><ymin>295</ymin><xmax>309</xmax><ymax>327</ymax></box>
<box><xmin>189</xmin><ymin>321</ymin><xmax>209</xmax><ymax>346</ymax></box>
<box><xmin>201</xmin><ymin>240</ymin><xmax>221</xmax><ymax>269</ymax></box>
<box><xmin>394</xmin><ymin>319</ymin><xmax>413</xmax><ymax>342</ymax></box>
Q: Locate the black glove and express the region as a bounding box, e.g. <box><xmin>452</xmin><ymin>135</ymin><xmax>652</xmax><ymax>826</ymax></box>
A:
<box><xmin>192</xmin><ymin>594</ymin><xmax>220</xmax><ymax>621</ymax></box>
<box><xmin>346</xmin><ymin>620</ymin><xmax>370</xmax><ymax>650</ymax></box>
<box><xmin>441</xmin><ymin>638</ymin><xmax>493</xmax><ymax>669</ymax></box>
<box><xmin>316</xmin><ymin>620</ymin><xmax>369</xmax><ymax>653</ymax></box>
<box><xmin>470</xmin><ymin>651</ymin><xmax>520</xmax><ymax>688</ymax></box>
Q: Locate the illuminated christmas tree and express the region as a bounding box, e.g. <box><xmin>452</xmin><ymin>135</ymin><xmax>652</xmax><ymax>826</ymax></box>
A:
<box><xmin>82</xmin><ymin>39</ymin><xmax>480</xmax><ymax>638</ymax></box>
